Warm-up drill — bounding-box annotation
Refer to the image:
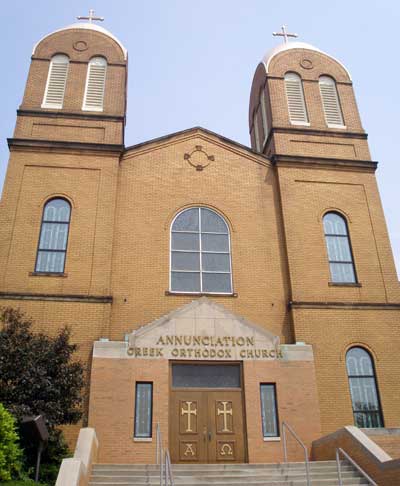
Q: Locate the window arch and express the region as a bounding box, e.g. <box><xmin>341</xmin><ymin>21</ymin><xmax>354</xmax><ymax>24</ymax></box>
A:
<box><xmin>170</xmin><ymin>207</ymin><xmax>232</xmax><ymax>294</ymax></box>
<box><xmin>323</xmin><ymin>212</ymin><xmax>356</xmax><ymax>283</ymax></box>
<box><xmin>42</xmin><ymin>54</ymin><xmax>69</xmax><ymax>109</ymax></box>
<box><xmin>284</xmin><ymin>72</ymin><xmax>308</xmax><ymax>125</ymax></box>
<box><xmin>319</xmin><ymin>76</ymin><xmax>344</xmax><ymax>127</ymax></box>
<box><xmin>346</xmin><ymin>347</ymin><xmax>383</xmax><ymax>428</ymax></box>
<box><xmin>35</xmin><ymin>198</ymin><xmax>71</xmax><ymax>273</ymax></box>
<box><xmin>82</xmin><ymin>57</ymin><xmax>107</xmax><ymax>111</ymax></box>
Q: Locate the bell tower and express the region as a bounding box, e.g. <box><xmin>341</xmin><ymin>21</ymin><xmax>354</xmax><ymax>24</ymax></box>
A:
<box><xmin>248</xmin><ymin>29</ymin><xmax>371</xmax><ymax>165</ymax></box>
<box><xmin>0</xmin><ymin>13</ymin><xmax>128</xmax><ymax>298</ymax></box>
<box><xmin>13</xmin><ymin>11</ymin><xmax>127</xmax><ymax>148</ymax></box>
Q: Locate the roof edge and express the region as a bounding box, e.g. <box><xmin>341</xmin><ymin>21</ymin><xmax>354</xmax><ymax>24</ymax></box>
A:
<box><xmin>262</xmin><ymin>41</ymin><xmax>352</xmax><ymax>80</ymax></box>
<box><xmin>32</xmin><ymin>22</ymin><xmax>127</xmax><ymax>60</ymax></box>
<box><xmin>124</xmin><ymin>126</ymin><xmax>270</xmax><ymax>162</ymax></box>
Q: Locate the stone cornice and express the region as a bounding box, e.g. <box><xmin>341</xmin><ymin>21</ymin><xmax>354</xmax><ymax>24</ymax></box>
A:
<box><xmin>272</xmin><ymin>154</ymin><xmax>378</xmax><ymax>172</ymax></box>
<box><xmin>0</xmin><ymin>292</ymin><xmax>112</xmax><ymax>304</ymax></box>
<box><xmin>17</xmin><ymin>109</ymin><xmax>125</xmax><ymax>123</ymax></box>
<box><xmin>289</xmin><ymin>301</ymin><xmax>400</xmax><ymax>310</ymax></box>
<box><xmin>8</xmin><ymin>138</ymin><xmax>124</xmax><ymax>155</ymax></box>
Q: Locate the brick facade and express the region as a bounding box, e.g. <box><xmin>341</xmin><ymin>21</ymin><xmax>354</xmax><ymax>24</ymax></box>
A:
<box><xmin>0</xmin><ymin>23</ymin><xmax>399</xmax><ymax>462</ymax></box>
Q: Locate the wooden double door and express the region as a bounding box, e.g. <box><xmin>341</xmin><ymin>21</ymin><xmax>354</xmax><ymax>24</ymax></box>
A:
<box><xmin>170</xmin><ymin>389</ymin><xmax>245</xmax><ymax>463</ymax></box>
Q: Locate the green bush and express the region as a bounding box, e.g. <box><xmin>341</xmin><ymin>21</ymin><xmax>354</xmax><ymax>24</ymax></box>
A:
<box><xmin>0</xmin><ymin>403</ymin><xmax>22</xmax><ymax>481</ymax></box>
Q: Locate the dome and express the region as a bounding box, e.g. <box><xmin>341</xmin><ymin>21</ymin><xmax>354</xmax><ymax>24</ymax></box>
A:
<box><xmin>261</xmin><ymin>41</ymin><xmax>351</xmax><ymax>80</ymax></box>
<box><xmin>32</xmin><ymin>22</ymin><xmax>127</xmax><ymax>60</ymax></box>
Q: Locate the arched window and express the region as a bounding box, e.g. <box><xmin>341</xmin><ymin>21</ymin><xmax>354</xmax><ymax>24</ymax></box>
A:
<box><xmin>346</xmin><ymin>347</ymin><xmax>383</xmax><ymax>428</ymax></box>
<box><xmin>35</xmin><ymin>198</ymin><xmax>71</xmax><ymax>273</ymax></box>
<box><xmin>170</xmin><ymin>207</ymin><xmax>232</xmax><ymax>294</ymax></box>
<box><xmin>319</xmin><ymin>76</ymin><xmax>344</xmax><ymax>127</ymax></box>
<box><xmin>284</xmin><ymin>72</ymin><xmax>308</xmax><ymax>125</ymax></box>
<box><xmin>323</xmin><ymin>212</ymin><xmax>356</xmax><ymax>283</ymax></box>
<box><xmin>42</xmin><ymin>54</ymin><xmax>69</xmax><ymax>109</ymax></box>
<box><xmin>82</xmin><ymin>57</ymin><xmax>107</xmax><ymax>111</ymax></box>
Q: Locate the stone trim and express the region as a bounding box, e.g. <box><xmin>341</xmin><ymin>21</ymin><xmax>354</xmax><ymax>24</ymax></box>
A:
<box><xmin>270</xmin><ymin>126</ymin><xmax>367</xmax><ymax>140</ymax></box>
<box><xmin>289</xmin><ymin>301</ymin><xmax>400</xmax><ymax>310</ymax></box>
<box><xmin>272</xmin><ymin>154</ymin><xmax>378</xmax><ymax>171</ymax></box>
<box><xmin>0</xmin><ymin>292</ymin><xmax>112</xmax><ymax>303</ymax></box>
<box><xmin>17</xmin><ymin>109</ymin><xmax>125</xmax><ymax>122</ymax></box>
<box><xmin>165</xmin><ymin>290</ymin><xmax>238</xmax><ymax>298</ymax></box>
<box><xmin>8</xmin><ymin>138</ymin><xmax>124</xmax><ymax>153</ymax></box>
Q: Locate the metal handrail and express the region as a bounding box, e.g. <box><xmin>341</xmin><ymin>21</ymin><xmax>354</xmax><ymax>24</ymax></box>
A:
<box><xmin>156</xmin><ymin>423</ymin><xmax>163</xmax><ymax>485</ymax></box>
<box><xmin>336</xmin><ymin>448</ymin><xmax>377</xmax><ymax>486</ymax></box>
<box><xmin>155</xmin><ymin>423</ymin><xmax>175</xmax><ymax>486</ymax></box>
<box><xmin>164</xmin><ymin>450</ymin><xmax>175</xmax><ymax>486</ymax></box>
<box><xmin>282</xmin><ymin>422</ymin><xmax>311</xmax><ymax>486</ymax></box>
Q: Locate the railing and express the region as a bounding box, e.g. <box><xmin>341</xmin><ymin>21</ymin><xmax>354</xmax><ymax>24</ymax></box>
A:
<box><xmin>156</xmin><ymin>423</ymin><xmax>175</xmax><ymax>486</ymax></box>
<box><xmin>282</xmin><ymin>421</ymin><xmax>311</xmax><ymax>486</ymax></box>
<box><xmin>336</xmin><ymin>448</ymin><xmax>377</xmax><ymax>486</ymax></box>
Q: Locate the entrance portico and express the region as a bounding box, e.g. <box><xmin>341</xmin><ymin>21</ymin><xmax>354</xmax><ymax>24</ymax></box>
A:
<box><xmin>88</xmin><ymin>298</ymin><xmax>321</xmax><ymax>464</ymax></box>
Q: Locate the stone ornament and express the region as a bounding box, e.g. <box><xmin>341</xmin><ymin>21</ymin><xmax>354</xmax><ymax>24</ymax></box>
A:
<box><xmin>184</xmin><ymin>145</ymin><xmax>215</xmax><ymax>171</ymax></box>
<box><xmin>73</xmin><ymin>40</ymin><xmax>88</xmax><ymax>52</ymax></box>
<box><xmin>300</xmin><ymin>58</ymin><xmax>313</xmax><ymax>70</ymax></box>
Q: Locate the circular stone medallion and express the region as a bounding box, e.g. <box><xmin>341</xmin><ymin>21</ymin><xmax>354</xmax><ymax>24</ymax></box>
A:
<box><xmin>300</xmin><ymin>58</ymin><xmax>313</xmax><ymax>70</ymax></box>
<box><xmin>73</xmin><ymin>40</ymin><xmax>88</xmax><ymax>52</ymax></box>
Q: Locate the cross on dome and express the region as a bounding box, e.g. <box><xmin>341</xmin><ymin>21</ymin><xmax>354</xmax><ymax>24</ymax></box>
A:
<box><xmin>77</xmin><ymin>9</ymin><xmax>104</xmax><ymax>23</ymax></box>
<box><xmin>272</xmin><ymin>25</ymin><xmax>298</xmax><ymax>43</ymax></box>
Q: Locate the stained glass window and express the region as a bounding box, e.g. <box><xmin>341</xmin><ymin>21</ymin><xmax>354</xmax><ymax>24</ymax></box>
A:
<box><xmin>260</xmin><ymin>384</ymin><xmax>279</xmax><ymax>437</ymax></box>
<box><xmin>134</xmin><ymin>382</ymin><xmax>153</xmax><ymax>438</ymax></box>
<box><xmin>346</xmin><ymin>347</ymin><xmax>383</xmax><ymax>428</ymax></box>
<box><xmin>323</xmin><ymin>212</ymin><xmax>356</xmax><ymax>283</ymax></box>
<box><xmin>35</xmin><ymin>198</ymin><xmax>71</xmax><ymax>273</ymax></box>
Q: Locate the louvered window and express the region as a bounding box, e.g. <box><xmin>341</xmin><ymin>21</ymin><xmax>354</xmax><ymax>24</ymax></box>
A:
<box><xmin>319</xmin><ymin>76</ymin><xmax>345</xmax><ymax>127</ymax></box>
<box><xmin>253</xmin><ymin>110</ymin><xmax>261</xmax><ymax>152</ymax></box>
<box><xmin>42</xmin><ymin>55</ymin><xmax>69</xmax><ymax>109</ymax></box>
<box><xmin>284</xmin><ymin>72</ymin><xmax>309</xmax><ymax>125</ymax></box>
<box><xmin>260</xmin><ymin>90</ymin><xmax>269</xmax><ymax>144</ymax></box>
<box><xmin>82</xmin><ymin>57</ymin><xmax>107</xmax><ymax>111</ymax></box>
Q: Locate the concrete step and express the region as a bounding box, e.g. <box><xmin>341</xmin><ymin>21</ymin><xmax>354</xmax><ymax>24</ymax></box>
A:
<box><xmin>89</xmin><ymin>461</ymin><xmax>369</xmax><ymax>486</ymax></box>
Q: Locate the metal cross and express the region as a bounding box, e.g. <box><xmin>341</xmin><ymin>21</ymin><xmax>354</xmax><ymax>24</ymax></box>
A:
<box><xmin>77</xmin><ymin>9</ymin><xmax>104</xmax><ymax>23</ymax></box>
<box><xmin>272</xmin><ymin>25</ymin><xmax>298</xmax><ymax>43</ymax></box>
<box><xmin>181</xmin><ymin>402</ymin><xmax>197</xmax><ymax>432</ymax></box>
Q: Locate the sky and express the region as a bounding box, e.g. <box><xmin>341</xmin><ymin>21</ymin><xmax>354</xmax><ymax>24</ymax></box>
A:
<box><xmin>0</xmin><ymin>0</ymin><xmax>399</xmax><ymax>276</ymax></box>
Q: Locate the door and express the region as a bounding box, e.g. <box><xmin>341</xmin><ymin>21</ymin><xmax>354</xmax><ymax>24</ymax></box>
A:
<box><xmin>170</xmin><ymin>363</ymin><xmax>246</xmax><ymax>463</ymax></box>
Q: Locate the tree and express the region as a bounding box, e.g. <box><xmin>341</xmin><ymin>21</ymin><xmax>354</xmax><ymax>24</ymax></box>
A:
<box><xmin>0</xmin><ymin>307</ymin><xmax>84</xmax><ymax>426</ymax></box>
<box><xmin>0</xmin><ymin>307</ymin><xmax>85</xmax><ymax>484</ymax></box>
<box><xmin>0</xmin><ymin>403</ymin><xmax>22</xmax><ymax>481</ymax></box>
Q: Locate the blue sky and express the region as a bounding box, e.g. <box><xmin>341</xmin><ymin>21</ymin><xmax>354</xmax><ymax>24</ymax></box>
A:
<box><xmin>1</xmin><ymin>0</ymin><xmax>399</xmax><ymax>276</ymax></box>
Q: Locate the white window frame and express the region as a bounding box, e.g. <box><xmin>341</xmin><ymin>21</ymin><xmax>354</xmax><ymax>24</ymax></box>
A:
<box><xmin>319</xmin><ymin>75</ymin><xmax>346</xmax><ymax>129</ymax></box>
<box><xmin>41</xmin><ymin>54</ymin><xmax>69</xmax><ymax>109</ymax></box>
<box><xmin>169</xmin><ymin>207</ymin><xmax>233</xmax><ymax>295</ymax></box>
<box><xmin>82</xmin><ymin>56</ymin><xmax>107</xmax><ymax>112</ymax></box>
<box><xmin>284</xmin><ymin>72</ymin><xmax>310</xmax><ymax>126</ymax></box>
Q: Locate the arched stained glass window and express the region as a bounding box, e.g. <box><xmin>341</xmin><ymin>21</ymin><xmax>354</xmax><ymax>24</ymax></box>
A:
<box><xmin>35</xmin><ymin>198</ymin><xmax>71</xmax><ymax>273</ymax></box>
<box><xmin>346</xmin><ymin>347</ymin><xmax>383</xmax><ymax>428</ymax></box>
<box><xmin>323</xmin><ymin>212</ymin><xmax>356</xmax><ymax>283</ymax></box>
<box><xmin>170</xmin><ymin>207</ymin><xmax>232</xmax><ymax>294</ymax></box>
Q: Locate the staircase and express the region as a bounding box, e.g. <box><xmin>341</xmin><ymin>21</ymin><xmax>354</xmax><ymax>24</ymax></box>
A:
<box><xmin>89</xmin><ymin>461</ymin><xmax>371</xmax><ymax>485</ymax></box>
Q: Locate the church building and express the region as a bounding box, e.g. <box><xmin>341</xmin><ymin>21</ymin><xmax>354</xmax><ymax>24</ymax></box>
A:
<box><xmin>0</xmin><ymin>14</ymin><xmax>399</xmax><ymax>477</ymax></box>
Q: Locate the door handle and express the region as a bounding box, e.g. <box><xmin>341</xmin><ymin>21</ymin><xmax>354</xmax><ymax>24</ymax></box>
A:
<box><xmin>208</xmin><ymin>431</ymin><xmax>212</xmax><ymax>442</ymax></box>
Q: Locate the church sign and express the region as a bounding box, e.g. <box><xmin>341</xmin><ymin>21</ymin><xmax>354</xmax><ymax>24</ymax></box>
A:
<box><xmin>125</xmin><ymin>299</ymin><xmax>284</xmax><ymax>361</ymax></box>
<box><xmin>127</xmin><ymin>334</ymin><xmax>283</xmax><ymax>360</ymax></box>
